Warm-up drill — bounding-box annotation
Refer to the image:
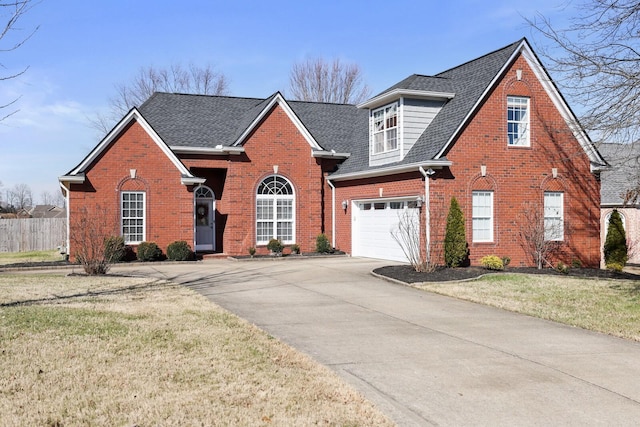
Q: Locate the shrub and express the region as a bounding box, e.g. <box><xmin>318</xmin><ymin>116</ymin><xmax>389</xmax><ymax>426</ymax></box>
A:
<box><xmin>167</xmin><ymin>240</ymin><xmax>193</xmax><ymax>261</ymax></box>
<box><xmin>556</xmin><ymin>261</ymin><xmax>569</xmax><ymax>274</ymax></box>
<box><xmin>137</xmin><ymin>242</ymin><xmax>163</xmax><ymax>262</ymax></box>
<box><xmin>604</xmin><ymin>210</ymin><xmax>628</xmax><ymax>267</ymax></box>
<box><xmin>248</xmin><ymin>247</ymin><xmax>256</xmax><ymax>257</ymax></box>
<box><xmin>480</xmin><ymin>255</ymin><xmax>504</xmax><ymax>271</ymax></box>
<box><xmin>606</xmin><ymin>262</ymin><xmax>624</xmax><ymax>272</ymax></box>
<box><xmin>501</xmin><ymin>256</ymin><xmax>511</xmax><ymax>267</ymax></box>
<box><xmin>290</xmin><ymin>244</ymin><xmax>300</xmax><ymax>254</ymax></box>
<box><xmin>571</xmin><ymin>258</ymin><xmax>582</xmax><ymax>268</ymax></box>
<box><xmin>104</xmin><ymin>235</ymin><xmax>126</xmax><ymax>263</ymax></box>
<box><xmin>316</xmin><ymin>234</ymin><xmax>332</xmax><ymax>253</ymax></box>
<box><xmin>267</xmin><ymin>238</ymin><xmax>284</xmax><ymax>255</ymax></box>
<box><xmin>444</xmin><ymin>197</ymin><xmax>468</xmax><ymax>267</ymax></box>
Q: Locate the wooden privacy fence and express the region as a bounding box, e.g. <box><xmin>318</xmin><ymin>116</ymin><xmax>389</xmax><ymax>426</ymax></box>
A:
<box><xmin>0</xmin><ymin>218</ymin><xmax>67</xmax><ymax>253</ymax></box>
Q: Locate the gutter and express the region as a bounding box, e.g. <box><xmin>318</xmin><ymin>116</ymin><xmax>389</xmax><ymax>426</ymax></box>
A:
<box><xmin>170</xmin><ymin>145</ymin><xmax>245</xmax><ymax>155</ymax></box>
<box><xmin>58</xmin><ymin>180</ymin><xmax>70</xmax><ymax>256</ymax></box>
<box><xmin>329</xmin><ymin>160</ymin><xmax>451</xmax><ymax>182</ymax></box>
<box><xmin>312</xmin><ymin>150</ymin><xmax>350</xmax><ymax>159</ymax></box>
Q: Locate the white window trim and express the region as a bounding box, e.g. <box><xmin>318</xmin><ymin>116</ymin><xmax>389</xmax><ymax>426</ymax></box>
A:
<box><xmin>371</xmin><ymin>102</ymin><xmax>399</xmax><ymax>154</ymax></box>
<box><xmin>121</xmin><ymin>191</ymin><xmax>145</xmax><ymax>244</ymax></box>
<box><xmin>507</xmin><ymin>96</ymin><xmax>530</xmax><ymax>147</ymax></box>
<box><xmin>544</xmin><ymin>192</ymin><xmax>564</xmax><ymax>241</ymax></box>
<box><xmin>256</xmin><ymin>175</ymin><xmax>296</xmax><ymax>245</ymax></box>
<box><xmin>472</xmin><ymin>191</ymin><xmax>494</xmax><ymax>242</ymax></box>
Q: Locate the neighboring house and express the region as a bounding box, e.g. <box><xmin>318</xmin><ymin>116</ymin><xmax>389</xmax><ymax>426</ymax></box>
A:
<box><xmin>0</xmin><ymin>209</ymin><xmax>31</xmax><ymax>219</ymax></box>
<box><xmin>599</xmin><ymin>143</ymin><xmax>640</xmax><ymax>265</ymax></box>
<box><xmin>60</xmin><ymin>38</ymin><xmax>607</xmax><ymax>267</ymax></box>
<box><xmin>29</xmin><ymin>205</ymin><xmax>66</xmax><ymax>219</ymax></box>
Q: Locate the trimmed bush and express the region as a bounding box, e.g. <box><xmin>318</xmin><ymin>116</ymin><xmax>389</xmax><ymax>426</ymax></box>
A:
<box><xmin>606</xmin><ymin>262</ymin><xmax>624</xmax><ymax>272</ymax></box>
<box><xmin>290</xmin><ymin>244</ymin><xmax>300</xmax><ymax>254</ymax></box>
<box><xmin>444</xmin><ymin>197</ymin><xmax>469</xmax><ymax>267</ymax></box>
<box><xmin>480</xmin><ymin>255</ymin><xmax>504</xmax><ymax>271</ymax></box>
<box><xmin>316</xmin><ymin>234</ymin><xmax>332</xmax><ymax>253</ymax></box>
<box><xmin>267</xmin><ymin>238</ymin><xmax>284</xmax><ymax>255</ymax></box>
<box><xmin>167</xmin><ymin>240</ymin><xmax>193</xmax><ymax>261</ymax></box>
<box><xmin>501</xmin><ymin>256</ymin><xmax>511</xmax><ymax>267</ymax></box>
<box><xmin>604</xmin><ymin>210</ymin><xmax>628</xmax><ymax>267</ymax></box>
<box><xmin>137</xmin><ymin>242</ymin><xmax>163</xmax><ymax>262</ymax></box>
<box><xmin>104</xmin><ymin>235</ymin><xmax>126</xmax><ymax>263</ymax></box>
<box><xmin>248</xmin><ymin>247</ymin><xmax>256</xmax><ymax>257</ymax></box>
<box><xmin>556</xmin><ymin>261</ymin><xmax>569</xmax><ymax>274</ymax></box>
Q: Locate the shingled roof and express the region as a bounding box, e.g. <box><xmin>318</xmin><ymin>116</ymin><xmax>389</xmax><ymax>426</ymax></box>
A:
<box><xmin>124</xmin><ymin>38</ymin><xmax>603</xmax><ymax>179</ymax></box>
<box><xmin>599</xmin><ymin>143</ymin><xmax>640</xmax><ymax>206</ymax></box>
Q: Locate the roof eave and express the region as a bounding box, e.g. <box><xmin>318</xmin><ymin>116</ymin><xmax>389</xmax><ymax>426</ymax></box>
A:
<box><xmin>328</xmin><ymin>160</ymin><xmax>452</xmax><ymax>182</ymax></box>
<box><xmin>58</xmin><ymin>173</ymin><xmax>85</xmax><ymax>184</ymax></box>
<box><xmin>312</xmin><ymin>150</ymin><xmax>351</xmax><ymax>159</ymax></box>
<box><xmin>180</xmin><ymin>176</ymin><xmax>207</xmax><ymax>185</ymax></box>
<box><xmin>358</xmin><ymin>89</ymin><xmax>455</xmax><ymax>110</ymax></box>
<box><xmin>171</xmin><ymin>145</ymin><xmax>245</xmax><ymax>155</ymax></box>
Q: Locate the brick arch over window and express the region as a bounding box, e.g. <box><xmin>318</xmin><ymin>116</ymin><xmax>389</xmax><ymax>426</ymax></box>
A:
<box><xmin>468</xmin><ymin>173</ymin><xmax>497</xmax><ymax>244</ymax></box>
<box><xmin>255</xmin><ymin>174</ymin><xmax>295</xmax><ymax>245</ymax></box>
<box><xmin>116</xmin><ymin>176</ymin><xmax>150</xmax><ymax>245</ymax></box>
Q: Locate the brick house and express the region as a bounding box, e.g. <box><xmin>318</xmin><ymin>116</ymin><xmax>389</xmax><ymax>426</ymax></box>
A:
<box><xmin>59</xmin><ymin>38</ymin><xmax>607</xmax><ymax>267</ymax></box>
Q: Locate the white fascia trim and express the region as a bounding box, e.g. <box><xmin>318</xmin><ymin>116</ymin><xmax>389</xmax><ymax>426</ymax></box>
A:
<box><xmin>170</xmin><ymin>145</ymin><xmax>245</xmax><ymax>155</ymax></box>
<box><xmin>232</xmin><ymin>93</ymin><xmax>321</xmax><ymax>150</ymax></box>
<box><xmin>69</xmin><ymin>108</ymin><xmax>195</xmax><ymax>180</ymax></box>
<box><xmin>329</xmin><ymin>160</ymin><xmax>451</xmax><ymax>182</ymax></box>
<box><xmin>358</xmin><ymin>89</ymin><xmax>455</xmax><ymax>110</ymax></box>
<box><xmin>181</xmin><ymin>176</ymin><xmax>207</xmax><ymax>185</ymax></box>
<box><xmin>352</xmin><ymin>195</ymin><xmax>422</xmax><ymax>203</ymax></box>
<box><xmin>58</xmin><ymin>174</ymin><xmax>86</xmax><ymax>184</ymax></box>
<box><xmin>312</xmin><ymin>150</ymin><xmax>351</xmax><ymax>159</ymax></box>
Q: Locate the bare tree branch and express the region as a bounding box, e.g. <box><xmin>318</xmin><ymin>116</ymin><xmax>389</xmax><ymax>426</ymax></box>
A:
<box><xmin>92</xmin><ymin>63</ymin><xmax>229</xmax><ymax>133</ymax></box>
<box><xmin>0</xmin><ymin>0</ymin><xmax>39</xmax><ymax>121</ymax></box>
<box><xmin>288</xmin><ymin>57</ymin><xmax>370</xmax><ymax>104</ymax></box>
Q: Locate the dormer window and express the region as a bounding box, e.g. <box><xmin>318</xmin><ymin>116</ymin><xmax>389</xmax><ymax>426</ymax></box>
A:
<box><xmin>372</xmin><ymin>102</ymin><xmax>398</xmax><ymax>154</ymax></box>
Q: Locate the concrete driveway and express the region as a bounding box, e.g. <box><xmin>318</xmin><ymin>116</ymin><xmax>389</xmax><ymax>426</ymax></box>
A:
<box><xmin>119</xmin><ymin>257</ymin><xmax>640</xmax><ymax>426</ymax></box>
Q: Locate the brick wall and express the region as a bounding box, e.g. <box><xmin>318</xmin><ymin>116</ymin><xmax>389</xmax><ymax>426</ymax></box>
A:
<box><xmin>68</xmin><ymin>121</ymin><xmax>193</xmax><ymax>259</ymax></box>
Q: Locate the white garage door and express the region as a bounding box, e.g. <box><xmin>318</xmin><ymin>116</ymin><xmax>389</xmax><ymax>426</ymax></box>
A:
<box><xmin>352</xmin><ymin>199</ymin><xmax>420</xmax><ymax>262</ymax></box>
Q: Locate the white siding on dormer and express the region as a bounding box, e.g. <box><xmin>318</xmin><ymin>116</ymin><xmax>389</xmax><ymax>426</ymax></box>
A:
<box><xmin>368</xmin><ymin>98</ymin><xmax>446</xmax><ymax>167</ymax></box>
<box><xmin>401</xmin><ymin>98</ymin><xmax>446</xmax><ymax>157</ymax></box>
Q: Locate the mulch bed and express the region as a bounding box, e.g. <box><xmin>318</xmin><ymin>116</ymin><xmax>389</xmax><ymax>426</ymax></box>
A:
<box><xmin>374</xmin><ymin>265</ymin><xmax>640</xmax><ymax>283</ymax></box>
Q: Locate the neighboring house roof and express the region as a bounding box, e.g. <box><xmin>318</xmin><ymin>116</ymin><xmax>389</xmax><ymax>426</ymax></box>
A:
<box><xmin>29</xmin><ymin>205</ymin><xmax>66</xmax><ymax>218</ymax></box>
<box><xmin>599</xmin><ymin>143</ymin><xmax>640</xmax><ymax>206</ymax></box>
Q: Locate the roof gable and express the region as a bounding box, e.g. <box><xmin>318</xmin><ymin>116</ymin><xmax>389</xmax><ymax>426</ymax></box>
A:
<box><xmin>61</xmin><ymin>108</ymin><xmax>197</xmax><ymax>183</ymax></box>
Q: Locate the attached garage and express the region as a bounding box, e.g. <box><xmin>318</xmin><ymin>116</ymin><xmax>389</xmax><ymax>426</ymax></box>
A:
<box><xmin>351</xmin><ymin>198</ymin><xmax>420</xmax><ymax>262</ymax></box>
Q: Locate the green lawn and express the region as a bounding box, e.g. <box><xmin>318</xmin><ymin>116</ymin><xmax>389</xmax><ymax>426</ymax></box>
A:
<box><xmin>0</xmin><ymin>250</ymin><xmax>64</xmax><ymax>265</ymax></box>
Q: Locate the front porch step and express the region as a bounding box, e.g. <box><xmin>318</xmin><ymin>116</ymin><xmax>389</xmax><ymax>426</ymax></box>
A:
<box><xmin>200</xmin><ymin>253</ymin><xmax>229</xmax><ymax>260</ymax></box>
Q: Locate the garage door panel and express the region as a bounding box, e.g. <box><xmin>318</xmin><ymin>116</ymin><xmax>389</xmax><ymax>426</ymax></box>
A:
<box><xmin>352</xmin><ymin>200</ymin><xmax>419</xmax><ymax>263</ymax></box>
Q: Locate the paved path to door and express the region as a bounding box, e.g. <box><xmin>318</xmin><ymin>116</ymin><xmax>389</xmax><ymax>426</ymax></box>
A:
<box><xmin>119</xmin><ymin>257</ymin><xmax>640</xmax><ymax>426</ymax></box>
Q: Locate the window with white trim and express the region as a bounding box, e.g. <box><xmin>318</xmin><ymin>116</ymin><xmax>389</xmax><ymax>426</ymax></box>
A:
<box><xmin>371</xmin><ymin>102</ymin><xmax>398</xmax><ymax>153</ymax></box>
<box><xmin>544</xmin><ymin>192</ymin><xmax>564</xmax><ymax>241</ymax></box>
<box><xmin>121</xmin><ymin>192</ymin><xmax>145</xmax><ymax>244</ymax></box>
<box><xmin>472</xmin><ymin>191</ymin><xmax>493</xmax><ymax>242</ymax></box>
<box><xmin>507</xmin><ymin>96</ymin><xmax>530</xmax><ymax>146</ymax></box>
<box><xmin>256</xmin><ymin>175</ymin><xmax>295</xmax><ymax>244</ymax></box>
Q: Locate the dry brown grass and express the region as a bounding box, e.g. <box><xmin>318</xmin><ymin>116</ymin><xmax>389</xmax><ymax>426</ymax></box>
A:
<box><xmin>0</xmin><ymin>274</ymin><xmax>394</xmax><ymax>426</ymax></box>
<box><xmin>417</xmin><ymin>273</ymin><xmax>640</xmax><ymax>341</ymax></box>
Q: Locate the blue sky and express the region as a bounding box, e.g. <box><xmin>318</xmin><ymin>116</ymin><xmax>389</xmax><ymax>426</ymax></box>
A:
<box><xmin>0</xmin><ymin>0</ymin><xmax>572</xmax><ymax>202</ymax></box>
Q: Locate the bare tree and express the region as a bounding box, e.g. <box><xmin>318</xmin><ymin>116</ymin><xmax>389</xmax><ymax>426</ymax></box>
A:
<box><xmin>1</xmin><ymin>0</ymin><xmax>39</xmax><ymax>121</ymax></box>
<box><xmin>391</xmin><ymin>209</ymin><xmax>427</xmax><ymax>272</ymax></box>
<box><xmin>517</xmin><ymin>202</ymin><xmax>564</xmax><ymax>269</ymax></box>
<box><xmin>529</xmin><ymin>1</ymin><xmax>640</xmax><ymax>145</ymax></box>
<box><xmin>7</xmin><ymin>182</ymin><xmax>32</xmax><ymax>210</ymax></box>
<box><xmin>93</xmin><ymin>63</ymin><xmax>229</xmax><ymax>133</ymax></box>
<box><xmin>289</xmin><ymin>57</ymin><xmax>371</xmax><ymax>104</ymax></box>
<box><xmin>40</xmin><ymin>189</ymin><xmax>64</xmax><ymax>207</ymax></box>
<box><xmin>70</xmin><ymin>205</ymin><xmax>120</xmax><ymax>275</ymax></box>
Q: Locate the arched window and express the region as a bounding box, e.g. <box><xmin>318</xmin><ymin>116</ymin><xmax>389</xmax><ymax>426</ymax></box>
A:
<box><xmin>256</xmin><ymin>175</ymin><xmax>295</xmax><ymax>244</ymax></box>
<box><xmin>605</xmin><ymin>210</ymin><xmax>626</xmax><ymax>231</ymax></box>
<box><xmin>195</xmin><ymin>186</ymin><xmax>214</xmax><ymax>199</ymax></box>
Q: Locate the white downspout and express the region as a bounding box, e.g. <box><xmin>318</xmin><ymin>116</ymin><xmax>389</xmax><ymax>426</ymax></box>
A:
<box><xmin>419</xmin><ymin>167</ymin><xmax>430</xmax><ymax>266</ymax></box>
<box><xmin>326</xmin><ymin>178</ymin><xmax>336</xmax><ymax>248</ymax></box>
<box><xmin>58</xmin><ymin>181</ymin><xmax>70</xmax><ymax>257</ymax></box>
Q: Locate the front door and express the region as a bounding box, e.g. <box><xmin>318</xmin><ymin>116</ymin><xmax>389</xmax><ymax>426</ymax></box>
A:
<box><xmin>195</xmin><ymin>186</ymin><xmax>215</xmax><ymax>251</ymax></box>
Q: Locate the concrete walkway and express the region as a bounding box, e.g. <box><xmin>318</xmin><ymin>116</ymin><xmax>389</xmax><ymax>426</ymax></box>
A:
<box><xmin>115</xmin><ymin>257</ymin><xmax>640</xmax><ymax>426</ymax></box>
